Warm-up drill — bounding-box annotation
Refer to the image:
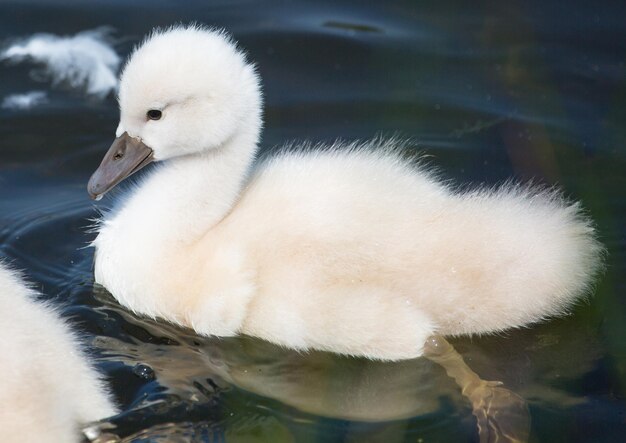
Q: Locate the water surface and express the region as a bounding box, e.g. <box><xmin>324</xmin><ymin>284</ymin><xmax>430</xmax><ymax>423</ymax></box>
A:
<box><xmin>0</xmin><ymin>1</ymin><xmax>625</xmax><ymax>441</ymax></box>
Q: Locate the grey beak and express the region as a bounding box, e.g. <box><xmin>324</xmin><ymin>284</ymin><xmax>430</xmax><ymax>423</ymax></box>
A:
<box><xmin>88</xmin><ymin>132</ymin><xmax>154</xmax><ymax>200</ymax></box>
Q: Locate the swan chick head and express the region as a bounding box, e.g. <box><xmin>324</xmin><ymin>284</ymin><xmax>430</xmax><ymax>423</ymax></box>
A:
<box><xmin>88</xmin><ymin>25</ymin><xmax>262</xmax><ymax>199</ymax></box>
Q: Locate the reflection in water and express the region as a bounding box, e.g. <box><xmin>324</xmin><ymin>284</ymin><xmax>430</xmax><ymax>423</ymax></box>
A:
<box><xmin>90</xmin><ymin>288</ymin><xmax>459</xmax><ymax>421</ymax></box>
<box><xmin>85</xmin><ymin>289</ymin><xmax>534</xmax><ymax>442</ymax></box>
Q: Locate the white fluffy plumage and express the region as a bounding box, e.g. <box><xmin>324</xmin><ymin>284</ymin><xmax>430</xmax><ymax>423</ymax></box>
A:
<box><xmin>92</xmin><ymin>25</ymin><xmax>603</xmax><ymax>361</ymax></box>
<box><xmin>0</xmin><ymin>263</ymin><xmax>116</xmax><ymax>442</ymax></box>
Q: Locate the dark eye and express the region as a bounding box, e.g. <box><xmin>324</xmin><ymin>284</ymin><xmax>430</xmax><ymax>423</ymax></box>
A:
<box><xmin>147</xmin><ymin>109</ymin><xmax>162</xmax><ymax>120</ymax></box>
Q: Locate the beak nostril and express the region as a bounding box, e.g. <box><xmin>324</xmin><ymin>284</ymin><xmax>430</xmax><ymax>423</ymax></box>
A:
<box><xmin>113</xmin><ymin>151</ymin><xmax>124</xmax><ymax>160</ymax></box>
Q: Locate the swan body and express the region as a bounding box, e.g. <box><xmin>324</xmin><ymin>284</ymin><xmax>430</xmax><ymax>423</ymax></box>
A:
<box><xmin>0</xmin><ymin>263</ymin><xmax>116</xmax><ymax>442</ymax></box>
<box><xmin>90</xmin><ymin>26</ymin><xmax>602</xmax><ymax>361</ymax></box>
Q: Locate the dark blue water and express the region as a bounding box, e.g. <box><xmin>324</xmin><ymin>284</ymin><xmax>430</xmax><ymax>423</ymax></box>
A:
<box><xmin>1</xmin><ymin>1</ymin><xmax>625</xmax><ymax>441</ymax></box>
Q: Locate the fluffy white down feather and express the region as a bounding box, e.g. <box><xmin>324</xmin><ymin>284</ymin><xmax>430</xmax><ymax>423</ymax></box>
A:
<box><xmin>93</xmin><ymin>26</ymin><xmax>603</xmax><ymax>361</ymax></box>
<box><xmin>0</xmin><ymin>264</ymin><xmax>116</xmax><ymax>442</ymax></box>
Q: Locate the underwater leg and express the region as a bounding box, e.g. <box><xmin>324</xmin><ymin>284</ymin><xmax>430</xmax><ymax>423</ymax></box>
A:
<box><xmin>423</xmin><ymin>335</ymin><xmax>530</xmax><ymax>443</ymax></box>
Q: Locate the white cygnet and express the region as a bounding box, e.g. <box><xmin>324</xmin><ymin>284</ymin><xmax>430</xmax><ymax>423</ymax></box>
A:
<box><xmin>89</xmin><ymin>26</ymin><xmax>602</xmax><ymax>360</ymax></box>
<box><xmin>0</xmin><ymin>263</ymin><xmax>116</xmax><ymax>442</ymax></box>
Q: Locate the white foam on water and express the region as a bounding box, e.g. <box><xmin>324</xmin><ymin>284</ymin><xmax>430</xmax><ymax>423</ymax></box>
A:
<box><xmin>1</xmin><ymin>90</ymin><xmax>48</xmax><ymax>110</ymax></box>
<box><xmin>1</xmin><ymin>28</ymin><xmax>120</xmax><ymax>98</ymax></box>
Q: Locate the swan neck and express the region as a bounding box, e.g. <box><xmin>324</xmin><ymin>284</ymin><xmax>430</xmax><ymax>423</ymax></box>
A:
<box><xmin>114</xmin><ymin>127</ymin><xmax>257</xmax><ymax>253</ymax></box>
